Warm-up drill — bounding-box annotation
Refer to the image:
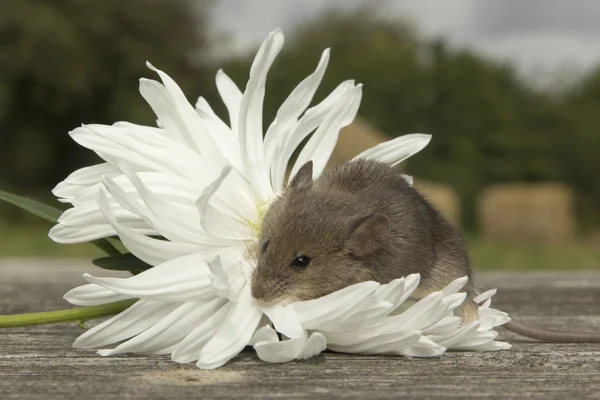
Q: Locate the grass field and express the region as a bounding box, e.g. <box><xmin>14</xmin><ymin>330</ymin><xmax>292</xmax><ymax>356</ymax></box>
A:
<box><xmin>0</xmin><ymin>221</ymin><xmax>599</xmax><ymax>271</ymax></box>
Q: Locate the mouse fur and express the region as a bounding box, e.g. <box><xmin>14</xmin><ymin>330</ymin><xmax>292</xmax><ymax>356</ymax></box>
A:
<box><xmin>251</xmin><ymin>158</ymin><xmax>478</xmax><ymax>320</ymax></box>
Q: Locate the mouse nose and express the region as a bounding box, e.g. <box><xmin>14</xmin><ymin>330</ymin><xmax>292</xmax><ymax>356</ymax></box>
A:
<box><xmin>251</xmin><ymin>283</ymin><xmax>266</xmax><ymax>300</ymax></box>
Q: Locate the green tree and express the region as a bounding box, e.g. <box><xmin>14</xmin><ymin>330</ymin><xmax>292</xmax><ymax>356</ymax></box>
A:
<box><xmin>0</xmin><ymin>0</ymin><xmax>214</xmax><ymax>219</ymax></box>
<box><xmin>222</xmin><ymin>8</ymin><xmax>588</xmax><ymax>232</ymax></box>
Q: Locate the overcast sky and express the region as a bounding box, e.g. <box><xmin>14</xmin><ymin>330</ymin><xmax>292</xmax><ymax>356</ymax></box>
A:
<box><xmin>209</xmin><ymin>0</ymin><xmax>600</xmax><ymax>87</ymax></box>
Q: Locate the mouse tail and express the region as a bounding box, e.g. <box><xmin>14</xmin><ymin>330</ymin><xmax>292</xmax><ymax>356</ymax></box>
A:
<box><xmin>504</xmin><ymin>320</ymin><xmax>600</xmax><ymax>343</ymax></box>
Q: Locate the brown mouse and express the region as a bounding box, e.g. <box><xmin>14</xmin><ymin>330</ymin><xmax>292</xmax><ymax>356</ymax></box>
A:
<box><xmin>250</xmin><ymin>159</ymin><xmax>600</xmax><ymax>343</ymax></box>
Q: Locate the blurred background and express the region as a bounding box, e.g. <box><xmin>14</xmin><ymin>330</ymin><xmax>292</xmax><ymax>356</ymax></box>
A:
<box><xmin>1</xmin><ymin>0</ymin><xmax>599</xmax><ymax>271</ymax></box>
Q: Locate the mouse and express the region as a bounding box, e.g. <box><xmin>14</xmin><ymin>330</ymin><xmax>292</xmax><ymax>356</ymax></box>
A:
<box><xmin>250</xmin><ymin>158</ymin><xmax>600</xmax><ymax>343</ymax></box>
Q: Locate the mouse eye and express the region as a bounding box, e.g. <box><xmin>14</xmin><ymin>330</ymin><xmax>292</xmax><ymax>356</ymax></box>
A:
<box><xmin>290</xmin><ymin>255</ymin><xmax>311</xmax><ymax>269</ymax></box>
<box><xmin>261</xmin><ymin>240</ymin><xmax>270</xmax><ymax>254</ymax></box>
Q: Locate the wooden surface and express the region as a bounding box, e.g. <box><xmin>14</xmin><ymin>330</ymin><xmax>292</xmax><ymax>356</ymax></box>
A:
<box><xmin>1</xmin><ymin>260</ymin><xmax>600</xmax><ymax>399</ymax></box>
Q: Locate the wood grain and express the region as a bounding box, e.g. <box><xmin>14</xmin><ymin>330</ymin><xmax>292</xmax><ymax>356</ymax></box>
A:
<box><xmin>1</xmin><ymin>260</ymin><xmax>599</xmax><ymax>399</ymax></box>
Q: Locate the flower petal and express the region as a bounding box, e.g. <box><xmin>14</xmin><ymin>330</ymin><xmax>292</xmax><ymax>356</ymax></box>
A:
<box><xmin>64</xmin><ymin>283</ymin><xmax>132</xmax><ymax>306</ymax></box>
<box><xmin>254</xmin><ymin>335</ymin><xmax>307</xmax><ymax>363</ymax></box>
<box><xmin>354</xmin><ymin>133</ymin><xmax>432</xmax><ymax>167</ymax></box>
<box><xmin>271</xmin><ymin>80</ymin><xmax>355</xmax><ymax>192</ymax></box>
<box><xmin>195</xmin><ymin>167</ymin><xmax>257</xmax><ymax>241</ymax></box>
<box><xmin>264</xmin><ymin>49</ymin><xmax>330</xmax><ymax>170</ymax></box>
<box><xmin>298</xmin><ymin>332</ymin><xmax>327</xmax><ymax>360</ymax></box>
<box><xmin>196</xmin><ymin>287</ymin><xmax>262</xmax><ymax>369</ymax></box>
<box><xmin>208</xmin><ymin>255</ymin><xmax>246</xmax><ymax>302</ymax></box>
<box><xmin>328</xmin><ymin>330</ymin><xmax>421</xmax><ymax>355</ymax></box>
<box><xmin>237</xmin><ymin>29</ymin><xmax>284</xmax><ymax>202</ymax></box>
<box><xmin>70</xmin><ymin>125</ymin><xmax>212</xmax><ymax>181</ymax></box>
<box><xmin>473</xmin><ymin>288</ymin><xmax>497</xmax><ymax>304</ymax></box>
<box><xmin>397</xmin><ymin>336</ymin><xmax>447</xmax><ymax>357</ymax></box>
<box><xmin>53</xmin><ymin>163</ymin><xmax>120</xmax><ymax>202</ymax></box>
<box><xmin>293</xmin><ymin>281</ymin><xmax>380</xmax><ymax>330</ymax></box>
<box><xmin>215</xmin><ymin>69</ymin><xmax>243</xmax><ymax>135</ymax></box>
<box><xmin>171</xmin><ymin>301</ymin><xmax>232</xmax><ymax>364</ymax></box>
<box><xmin>73</xmin><ymin>300</ymin><xmax>179</xmax><ymax>349</ymax></box>
<box><xmin>97</xmin><ymin>190</ymin><xmax>207</xmax><ymax>265</ymax></box>
<box><xmin>290</xmin><ymin>85</ymin><xmax>362</xmax><ymax>180</ymax></box>
<box><xmin>140</xmin><ymin>64</ymin><xmax>226</xmax><ymax>167</ymax></box>
<box><xmin>82</xmin><ymin>250</ymin><xmax>239</xmax><ymax>302</ymax></box>
<box><xmin>98</xmin><ymin>299</ymin><xmax>226</xmax><ymax>356</ymax></box>
<box><xmin>260</xmin><ymin>303</ymin><xmax>304</xmax><ymax>339</ymax></box>
<box><xmin>195</xmin><ymin>96</ymin><xmax>241</xmax><ymax>170</ymax></box>
<box><xmin>249</xmin><ymin>324</ymin><xmax>280</xmax><ymax>346</ymax></box>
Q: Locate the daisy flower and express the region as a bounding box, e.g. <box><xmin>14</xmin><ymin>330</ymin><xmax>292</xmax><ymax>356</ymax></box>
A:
<box><xmin>49</xmin><ymin>28</ymin><xmax>510</xmax><ymax>369</ymax></box>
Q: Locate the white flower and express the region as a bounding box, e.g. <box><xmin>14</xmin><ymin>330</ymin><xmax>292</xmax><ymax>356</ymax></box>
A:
<box><xmin>50</xmin><ymin>28</ymin><xmax>510</xmax><ymax>370</ymax></box>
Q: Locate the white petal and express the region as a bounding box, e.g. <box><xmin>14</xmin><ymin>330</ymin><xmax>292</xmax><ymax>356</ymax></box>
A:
<box><xmin>70</xmin><ymin>125</ymin><xmax>211</xmax><ymax>180</ymax></box>
<box><xmin>260</xmin><ymin>304</ymin><xmax>304</xmax><ymax>339</ymax></box>
<box><xmin>252</xmin><ymin>328</ymin><xmax>325</xmax><ymax>363</ymax></box>
<box><xmin>73</xmin><ymin>300</ymin><xmax>179</xmax><ymax>349</ymax></box>
<box><xmin>196</xmin><ymin>287</ymin><xmax>263</xmax><ymax>369</ymax></box>
<box><xmin>72</xmin><ymin>171</ymin><xmax>204</xmax><ymax>207</ymax></box>
<box><xmin>328</xmin><ymin>330</ymin><xmax>421</xmax><ymax>355</ymax></box>
<box><xmin>208</xmin><ymin>256</ymin><xmax>246</xmax><ymax>302</ymax></box>
<box><xmin>254</xmin><ymin>335</ymin><xmax>307</xmax><ymax>364</ymax></box>
<box><xmin>441</xmin><ymin>276</ymin><xmax>469</xmax><ymax>296</ymax></box>
<box><xmin>389</xmin><ymin>292</ymin><xmax>449</xmax><ymax>331</ymax></box>
<box><xmin>431</xmin><ymin>321</ymin><xmax>481</xmax><ymax>349</ymax></box>
<box><xmin>98</xmin><ymin>299</ymin><xmax>226</xmax><ymax>356</ymax></box>
<box><xmin>290</xmin><ymin>85</ymin><xmax>362</xmax><ymax>180</ymax></box>
<box><xmin>104</xmin><ymin>164</ymin><xmax>227</xmax><ymax>246</ymax></box>
<box><xmin>237</xmin><ymin>29</ymin><xmax>284</xmax><ymax>202</ymax></box>
<box><xmin>215</xmin><ymin>69</ymin><xmax>242</xmax><ymax>135</ymax></box>
<box><xmin>57</xmin><ymin>202</ymin><xmax>140</xmax><ymax>227</ymax></box>
<box><xmin>293</xmin><ymin>281</ymin><xmax>380</xmax><ymax>330</ymax></box>
<box><xmin>195</xmin><ymin>167</ymin><xmax>257</xmax><ymax>241</ymax></box>
<box><xmin>249</xmin><ymin>324</ymin><xmax>279</xmax><ymax>346</ymax></box>
<box><xmin>97</xmin><ymin>190</ymin><xmax>206</xmax><ymax>265</ymax></box>
<box><xmin>195</xmin><ymin>96</ymin><xmax>241</xmax><ymax>170</ymax></box>
<box><xmin>140</xmin><ymin>65</ymin><xmax>226</xmax><ymax>167</ymax></box>
<box><xmin>172</xmin><ymin>301</ymin><xmax>232</xmax><ymax>364</ymax></box>
<box><xmin>271</xmin><ymin>80</ymin><xmax>355</xmax><ymax>192</ymax></box>
<box><xmin>353</xmin><ymin>133</ymin><xmax>432</xmax><ymax>167</ymax></box>
<box><xmin>53</xmin><ymin>163</ymin><xmax>120</xmax><ymax>201</ymax></box>
<box><xmin>375</xmin><ymin>274</ymin><xmax>420</xmax><ymax>309</ymax></box>
<box><xmin>82</xmin><ymin>250</ymin><xmax>238</xmax><ymax>302</ymax></box>
<box><xmin>397</xmin><ymin>336</ymin><xmax>447</xmax><ymax>357</ymax></box>
<box><xmin>112</xmin><ymin>121</ymin><xmax>167</xmax><ymax>136</ymax></box>
<box><xmin>473</xmin><ymin>288</ymin><xmax>497</xmax><ymax>304</ymax></box>
<box><xmin>446</xmin><ymin>331</ymin><xmax>500</xmax><ymax>351</ymax></box>
<box><xmin>402</xmin><ymin>174</ymin><xmax>414</xmax><ymax>186</ymax></box>
<box><xmin>298</xmin><ymin>332</ymin><xmax>327</xmax><ymax>360</ymax></box>
<box><xmin>264</xmin><ymin>49</ymin><xmax>330</xmax><ymax>169</ymax></box>
<box><xmin>49</xmin><ymin>223</ymin><xmax>118</xmax><ymax>244</ymax></box>
<box><xmin>64</xmin><ymin>283</ymin><xmax>132</xmax><ymax>306</ymax></box>
<box><xmin>422</xmin><ymin>316</ymin><xmax>462</xmax><ymax>336</ymax></box>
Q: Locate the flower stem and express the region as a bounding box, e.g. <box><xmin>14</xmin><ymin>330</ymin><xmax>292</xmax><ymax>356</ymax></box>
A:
<box><xmin>0</xmin><ymin>299</ymin><xmax>136</xmax><ymax>328</ymax></box>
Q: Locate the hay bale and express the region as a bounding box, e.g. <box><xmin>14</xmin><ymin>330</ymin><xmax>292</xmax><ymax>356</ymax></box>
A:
<box><xmin>413</xmin><ymin>180</ymin><xmax>462</xmax><ymax>228</ymax></box>
<box><xmin>478</xmin><ymin>183</ymin><xmax>575</xmax><ymax>245</ymax></box>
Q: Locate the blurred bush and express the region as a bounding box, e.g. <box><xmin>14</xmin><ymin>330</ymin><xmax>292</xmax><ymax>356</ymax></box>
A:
<box><xmin>221</xmin><ymin>7</ymin><xmax>600</xmax><ymax>233</ymax></box>
<box><xmin>0</xmin><ymin>0</ymin><xmax>215</xmax><ymax>221</ymax></box>
<box><xmin>1</xmin><ymin>2</ymin><xmax>599</xmax><ymax>240</ymax></box>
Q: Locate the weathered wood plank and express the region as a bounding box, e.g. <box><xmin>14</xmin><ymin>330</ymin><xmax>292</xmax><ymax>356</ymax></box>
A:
<box><xmin>1</xmin><ymin>260</ymin><xmax>600</xmax><ymax>399</ymax></box>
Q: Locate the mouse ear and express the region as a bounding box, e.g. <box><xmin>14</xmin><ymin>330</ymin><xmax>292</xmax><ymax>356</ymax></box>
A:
<box><xmin>346</xmin><ymin>214</ymin><xmax>390</xmax><ymax>257</ymax></box>
<box><xmin>288</xmin><ymin>161</ymin><xmax>313</xmax><ymax>191</ymax></box>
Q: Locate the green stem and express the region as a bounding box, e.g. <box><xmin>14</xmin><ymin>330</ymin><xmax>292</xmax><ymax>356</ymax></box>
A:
<box><xmin>0</xmin><ymin>299</ymin><xmax>136</xmax><ymax>328</ymax></box>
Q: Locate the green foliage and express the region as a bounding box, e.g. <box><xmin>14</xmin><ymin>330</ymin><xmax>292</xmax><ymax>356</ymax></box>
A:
<box><xmin>0</xmin><ymin>189</ymin><xmax>62</xmax><ymax>223</ymax></box>
<box><xmin>92</xmin><ymin>253</ymin><xmax>152</xmax><ymax>274</ymax></box>
<box><xmin>0</xmin><ymin>189</ymin><xmax>120</xmax><ymax>255</ymax></box>
<box><xmin>468</xmin><ymin>237</ymin><xmax>600</xmax><ymax>271</ymax></box>
<box><xmin>0</xmin><ymin>0</ymin><xmax>214</xmax><ymax>221</ymax></box>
